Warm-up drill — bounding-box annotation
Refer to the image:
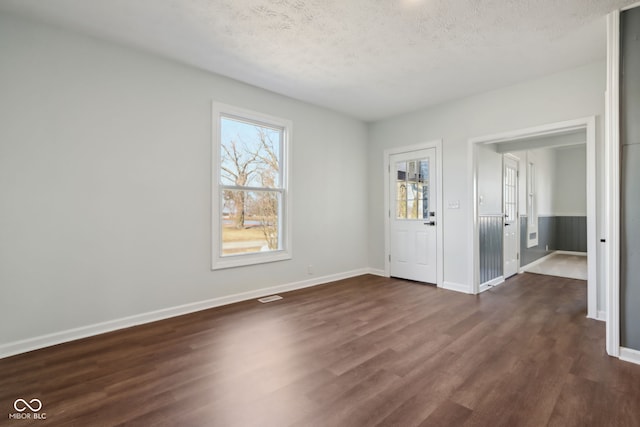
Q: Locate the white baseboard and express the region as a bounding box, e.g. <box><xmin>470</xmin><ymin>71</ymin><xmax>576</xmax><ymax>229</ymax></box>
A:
<box><xmin>367</xmin><ymin>268</ymin><xmax>386</xmax><ymax>277</ymax></box>
<box><xmin>0</xmin><ymin>268</ymin><xmax>370</xmax><ymax>359</ymax></box>
<box><xmin>441</xmin><ymin>281</ymin><xmax>473</xmax><ymax>294</ymax></box>
<box><xmin>479</xmin><ymin>276</ymin><xmax>505</xmax><ymax>293</ymax></box>
<box><xmin>555</xmin><ymin>250</ymin><xmax>588</xmax><ymax>257</ymax></box>
<box><xmin>587</xmin><ymin>310</ymin><xmax>606</xmax><ymax>322</ymax></box>
<box><xmin>620</xmin><ymin>347</ymin><xmax>640</xmax><ymax>366</ymax></box>
<box><xmin>519</xmin><ymin>251</ymin><xmax>557</xmax><ymax>273</ymax></box>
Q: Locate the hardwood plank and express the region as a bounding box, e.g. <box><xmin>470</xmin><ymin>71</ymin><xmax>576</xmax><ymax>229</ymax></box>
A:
<box><xmin>1</xmin><ymin>273</ymin><xmax>640</xmax><ymax>426</ymax></box>
<box><xmin>418</xmin><ymin>400</ymin><xmax>473</xmax><ymax>427</ymax></box>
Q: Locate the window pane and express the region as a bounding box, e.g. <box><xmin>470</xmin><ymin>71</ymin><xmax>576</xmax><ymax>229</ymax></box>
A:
<box><xmin>419</xmin><ymin>183</ymin><xmax>427</xmax><ymax>219</ymax></box>
<box><xmin>407</xmin><ymin>161</ymin><xmax>418</xmax><ymax>182</ymax></box>
<box><xmin>408</xmin><ymin>183</ymin><xmax>418</xmax><ymax>219</ymax></box>
<box><xmin>220</xmin><ymin>117</ymin><xmax>282</xmax><ymax>188</ymax></box>
<box><xmin>420</xmin><ymin>159</ymin><xmax>429</xmax><ymax>218</ymax></box>
<box><xmin>395</xmin><ymin>158</ymin><xmax>429</xmax><ymax>220</ymax></box>
<box><xmin>395</xmin><ymin>162</ymin><xmax>407</xmax><ymax>219</ymax></box>
<box><xmin>419</xmin><ymin>160</ymin><xmax>429</xmax><ymax>183</ymax></box>
<box><xmin>222</xmin><ymin>190</ymin><xmax>281</xmax><ymax>256</ymax></box>
<box><xmin>396</xmin><ymin>184</ymin><xmax>407</xmax><ymax>219</ymax></box>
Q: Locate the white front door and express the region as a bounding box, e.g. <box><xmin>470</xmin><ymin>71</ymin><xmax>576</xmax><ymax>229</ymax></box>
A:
<box><xmin>389</xmin><ymin>148</ymin><xmax>437</xmax><ymax>283</ymax></box>
<box><xmin>503</xmin><ymin>155</ymin><xmax>519</xmax><ymax>278</ymax></box>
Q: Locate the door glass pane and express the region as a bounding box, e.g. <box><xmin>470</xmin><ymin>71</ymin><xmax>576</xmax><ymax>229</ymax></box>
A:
<box><xmin>408</xmin><ymin>181</ymin><xmax>418</xmax><ymax>219</ymax></box>
<box><xmin>396</xmin><ymin>161</ymin><xmax>407</xmax><ymax>219</ymax></box>
<box><xmin>420</xmin><ymin>160</ymin><xmax>429</xmax><ymax>218</ymax></box>
<box><xmin>395</xmin><ymin>158</ymin><xmax>429</xmax><ymax>220</ymax></box>
<box><xmin>504</xmin><ymin>165</ymin><xmax>516</xmax><ymax>221</ymax></box>
<box><xmin>407</xmin><ymin>161</ymin><xmax>418</xmax><ymax>182</ymax></box>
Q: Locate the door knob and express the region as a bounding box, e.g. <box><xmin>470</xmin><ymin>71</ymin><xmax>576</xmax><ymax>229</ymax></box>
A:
<box><xmin>424</xmin><ymin>221</ymin><xmax>436</xmax><ymax>226</ymax></box>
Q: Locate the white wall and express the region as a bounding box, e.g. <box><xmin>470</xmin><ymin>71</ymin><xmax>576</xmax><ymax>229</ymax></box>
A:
<box><xmin>515</xmin><ymin>154</ymin><xmax>528</xmax><ymax>216</ymax></box>
<box><xmin>477</xmin><ymin>144</ymin><xmax>503</xmax><ymax>215</ymax></box>
<box><xmin>514</xmin><ymin>145</ymin><xmax>587</xmax><ymax>217</ymax></box>
<box><xmin>514</xmin><ymin>149</ymin><xmax>557</xmax><ymax>217</ymax></box>
<box><xmin>0</xmin><ymin>14</ymin><xmax>369</xmax><ymax>348</ymax></box>
<box><xmin>368</xmin><ymin>60</ymin><xmax>606</xmax><ymax>309</ymax></box>
<box><xmin>554</xmin><ymin>145</ymin><xmax>587</xmax><ymax>215</ymax></box>
<box><xmin>532</xmin><ymin>148</ymin><xmax>556</xmax><ymax>217</ymax></box>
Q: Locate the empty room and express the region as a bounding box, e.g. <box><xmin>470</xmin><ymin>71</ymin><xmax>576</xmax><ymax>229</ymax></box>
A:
<box><xmin>2</xmin><ymin>1</ymin><xmax>640</xmax><ymax>426</ymax></box>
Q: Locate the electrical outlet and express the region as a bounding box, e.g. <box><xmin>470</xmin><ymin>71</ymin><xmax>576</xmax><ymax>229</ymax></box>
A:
<box><xmin>545</xmin><ymin>244</ymin><xmax>549</xmax><ymax>251</ymax></box>
<box><xmin>307</xmin><ymin>265</ymin><xmax>314</xmax><ymax>275</ymax></box>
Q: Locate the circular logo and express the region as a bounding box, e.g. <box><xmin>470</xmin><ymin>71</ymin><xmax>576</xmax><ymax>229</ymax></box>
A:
<box><xmin>13</xmin><ymin>399</ymin><xmax>42</xmax><ymax>412</ymax></box>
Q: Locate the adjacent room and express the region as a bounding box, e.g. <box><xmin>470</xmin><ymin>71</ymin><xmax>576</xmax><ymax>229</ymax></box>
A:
<box><xmin>518</xmin><ymin>145</ymin><xmax>589</xmax><ymax>280</ymax></box>
<box><xmin>477</xmin><ymin>137</ymin><xmax>590</xmax><ymax>287</ymax></box>
<box><xmin>1</xmin><ymin>0</ymin><xmax>640</xmax><ymax>425</ymax></box>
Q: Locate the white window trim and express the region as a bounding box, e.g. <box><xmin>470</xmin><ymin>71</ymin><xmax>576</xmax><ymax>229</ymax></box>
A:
<box><xmin>211</xmin><ymin>102</ymin><xmax>292</xmax><ymax>270</ymax></box>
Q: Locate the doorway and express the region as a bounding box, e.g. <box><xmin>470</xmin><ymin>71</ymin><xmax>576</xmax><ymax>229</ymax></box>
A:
<box><xmin>469</xmin><ymin>117</ymin><xmax>597</xmax><ymax>319</ymax></box>
<box><xmin>384</xmin><ymin>141</ymin><xmax>443</xmax><ymax>286</ymax></box>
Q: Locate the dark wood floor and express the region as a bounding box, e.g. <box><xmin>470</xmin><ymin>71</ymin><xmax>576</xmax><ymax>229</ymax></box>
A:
<box><xmin>2</xmin><ymin>273</ymin><xmax>640</xmax><ymax>426</ymax></box>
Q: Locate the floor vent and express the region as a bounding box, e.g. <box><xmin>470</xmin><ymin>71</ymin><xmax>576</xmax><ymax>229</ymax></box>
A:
<box><xmin>258</xmin><ymin>295</ymin><xmax>283</xmax><ymax>303</ymax></box>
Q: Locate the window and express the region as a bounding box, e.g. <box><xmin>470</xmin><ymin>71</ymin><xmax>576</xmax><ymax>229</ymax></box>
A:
<box><xmin>526</xmin><ymin>151</ymin><xmax>538</xmax><ymax>248</ymax></box>
<box><xmin>504</xmin><ymin>161</ymin><xmax>517</xmax><ymax>222</ymax></box>
<box><xmin>395</xmin><ymin>159</ymin><xmax>430</xmax><ymax>220</ymax></box>
<box><xmin>212</xmin><ymin>102</ymin><xmax>291</xmax><ymax>269</ymax></box>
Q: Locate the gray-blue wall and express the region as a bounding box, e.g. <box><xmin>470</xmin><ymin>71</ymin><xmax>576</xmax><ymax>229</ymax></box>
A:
<box><xmin>520</xmin><ymin>216</ymin><xmax>555</xmax><ymax>266</ymax></box>
<box><xmin>519</xmin><ymin>215</ymin><xmax>587</xmax><ymax>267</ymax></box>
<box><xmin>620</xmin><ymin>6</ymin><xmax>640</xmax><ymax>351</ymax></box>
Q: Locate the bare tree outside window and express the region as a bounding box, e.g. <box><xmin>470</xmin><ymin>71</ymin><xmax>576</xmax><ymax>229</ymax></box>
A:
<box><xmin>220</xmin><ymin>117</ymin><xmax>283</xmax><ymax>256</ymax></box>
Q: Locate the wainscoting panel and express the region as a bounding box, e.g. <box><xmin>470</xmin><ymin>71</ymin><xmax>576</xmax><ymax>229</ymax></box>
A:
<box><xmin>520</xmin><ymin>216</ymin><xmax>555</xmax><ymax>266</ymax></box>
<box><xmin>479</xmin><ymin>215</ymin><xmax>503</xmax><ymax>284</ymax></box>
<box><xmin>520</xmin><ymin>215</ymin><xmax>587</xmax><ymax>267</ymax></box>
<box><xmin>556</xmin><ymin>216</ymin><xmax>587</xmax><ymax>252</ymax></box>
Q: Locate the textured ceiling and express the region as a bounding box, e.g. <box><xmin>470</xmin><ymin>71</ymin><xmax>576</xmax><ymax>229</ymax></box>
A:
<box><xmin>0</xmin><ymin>0</ymin><xmax>636</xmax><ymax>121</ymax></box>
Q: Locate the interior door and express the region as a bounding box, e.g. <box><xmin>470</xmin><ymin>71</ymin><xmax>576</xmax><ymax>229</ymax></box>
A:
<box><xmin>389</xmin><ymin>148</ymin><xmax>437</xmax><ymax>283</ymax></box>
<box><xmin>503</xmin><ymin>155</ymin><xmax>519</xmax><ymax>278</ymax></box>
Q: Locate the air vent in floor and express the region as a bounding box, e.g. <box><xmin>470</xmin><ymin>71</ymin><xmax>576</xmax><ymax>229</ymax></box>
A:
<box><xmin>258</xmin><ymin>295</ymin><xmax>283</xmax><ymax>303</ymax></box>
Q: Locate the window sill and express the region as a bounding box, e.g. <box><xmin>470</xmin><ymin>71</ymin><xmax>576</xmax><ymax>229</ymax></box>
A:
<box><xmin>211</xmin><ymin>250</ymin><xmax>292</xmax><ymax>270</ymax></box>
